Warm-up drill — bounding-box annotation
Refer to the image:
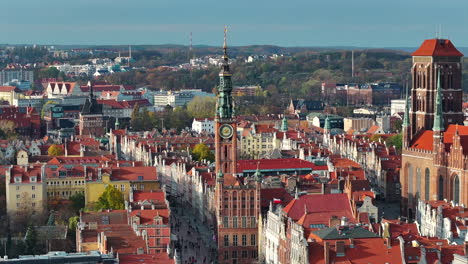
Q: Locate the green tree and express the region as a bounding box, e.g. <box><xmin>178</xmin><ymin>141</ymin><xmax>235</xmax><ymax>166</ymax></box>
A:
<box><xmin>370</xmin><ymin>134</ymin><xmax>383</xmax><ymax>143</ymax></box>
<box><xmin>48</xmin><ymin>144</ymin><xmax>63</xmax><ymax>156</ymax></box>
<box><xmin>96</xmin><ymin>185</ymin><xmax>125</xmax><ymax>210</ymax></box>
<box><xmin>68</xmin><ymin>216</ymin><xmax>79</xmax><ymax>231</ymax></box>
<box><xmin>191</xmin><ymin>143</ymin><xmax>215</xmax><ymax>162</ymax></box>
<box><xmin>40</xmin><ymin>100</ymin><xmax>57</xmax><ymax>119</ymax></box>
<box><xmin>37</xmin><ymin>67</ymin><xmax>60</xmax><ymax>79</ymax></box>
<box><xmin>386</xmin><ymin>134</ymin><xmax>403</xmax><ymax>152</ymax></box>
<box><xmin>130</xmin><ymin>103</ymin><xmax>141</xmax><ymax>130</ymax></box>
<box><xmin>187</xmin><ymin>96</ymin><xmax>216</xmax><ymax>118</ymax></box>
<box><xmin>24</xmin><ymin>224</ymin><xmax>38</xmax><ymax>255</ymax></box>
<box><xmin>69</xmin><ymin>192</ymin><xmax>85</xmax><ymax>213</ymax></box>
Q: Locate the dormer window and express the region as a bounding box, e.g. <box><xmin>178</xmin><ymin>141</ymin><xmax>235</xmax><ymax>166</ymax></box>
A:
<box><xmin>30</xmin><ymin>176</ymin><xmax>37</xmax><ymax>183</ymax></box>
<box><xmin>154</xmin><ymin>216</ymin><xmax>162</xmax><ymax>225</ymax></box>
<box><xmin>14</xmin><ymin>176</ymin><xmax>21</xmax><ymax>183</ymax></box>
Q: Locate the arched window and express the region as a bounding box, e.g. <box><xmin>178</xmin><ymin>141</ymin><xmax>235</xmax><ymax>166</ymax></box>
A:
<box><xmin>453</xmin><ymin>175</ymin><xmax>460</xmax><ymax>204</ymax></box>
<box><xmin>416</xmin><ymin>168</ymin><xmax>421</xmax><ymax>200</ymax></box>
<box><xmin>424</xmin><ymin>168</ymin><xmax>430</xmax><ymax>201</ymax></box>
<box><xmin>438</xmin><ymin>176</ymin><xmax>444</xmax><ymax>200</ymax></box>
<box><xmin>408</xmin><ymin>164</ymin><xmax>413</xmax><ymax>204</ymax></box>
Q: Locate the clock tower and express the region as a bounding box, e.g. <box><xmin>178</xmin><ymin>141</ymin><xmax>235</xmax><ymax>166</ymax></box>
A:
<box><xmin>215</xmin><ymin>28</ymin><xmax>260</xmax><ymax>264</ymax></box>
<box><xmin>215</xmin><ymin>27</ymin><xmax>237</xmax><ymax>181</ymax></box>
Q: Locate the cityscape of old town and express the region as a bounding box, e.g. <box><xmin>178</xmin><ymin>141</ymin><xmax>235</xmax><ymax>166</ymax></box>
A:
<box><xmin>0</xmin><ymin>1</ymin><xmax>467</xmax><ymax>263</ymax></box>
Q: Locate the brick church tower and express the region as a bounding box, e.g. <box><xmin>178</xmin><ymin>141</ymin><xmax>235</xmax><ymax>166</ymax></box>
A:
<box><xmin>408</xmin><ymin>38</ymin><xmax>464</xmax><ymax>139</ymax></box>
<box><xmin>215</xmin><ymin>28</ymin><xmax>261</xmax><ymax>264</ymax></box>
<box><xmin>401</xmin><ymin>38</ymin><xmax>466</xmax><ymax>218</ymax></box>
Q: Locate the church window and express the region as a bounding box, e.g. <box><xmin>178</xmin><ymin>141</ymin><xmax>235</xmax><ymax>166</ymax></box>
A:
<box><xmin>250</xmin><ymin>234</ymin><xmax>256</xmax><ymax>246</ymax></box>
<box><xmin>425</xmin><ymin>168</ymin><xmax>430</xmax><ymax>201</ymax></box>
<box><xmin>453</xmin><ymin>175</ymin><xmax>460</xmax><ymax>204</ymax></box>
<box><xmin>416</xmin><ymin>168</ymin><xmax>421</xmax><ymax>200</ymax></box>
<box><xmin>438</xmin><ymin>176</ymin><xmax>444</xmax><ymax>200</ymax></box>
<box><xmin>224</xmin><ymin>235</ymin><xmax>229</xmax><ymax>247</ymax></box>
<box><xmin>407</xmin><ymin>164</ymin><xmax>413</xmax><ymax>204</ymax></box>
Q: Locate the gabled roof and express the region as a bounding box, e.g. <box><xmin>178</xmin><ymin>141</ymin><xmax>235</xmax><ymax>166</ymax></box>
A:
<box><xmin>412</xmin><ymin>39</ymin><xmax>463</xmax><ymax>57</ymax></box>
<box><xmin>0</xmin><ymin>86</ymin><xmax>21</xmax><ymax>93</ymax></box>
<box><xmin>410</xmin><ymin>124</ymin><xmax>468</xmax><ymax>154</ymax></box>
<box><xmin>283</xmin><ymin>193</ymin><xmax>354</xmax><ymax>222</ymax></box>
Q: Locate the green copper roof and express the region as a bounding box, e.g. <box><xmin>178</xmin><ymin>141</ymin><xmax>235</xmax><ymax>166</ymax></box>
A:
<box><xmin>324</xmin><ymin>115</ymin><xmax>331</xmax><ymax>130</ymax></box>
<box><xmin>254</xmin><ymin>168</ymin><xmax>262</xmax><ymax>182</ymax></box>
<box><xmin>216</xmin><ymin>29</ymin><xmax>234</xmax><ymax>119</ymax></box>
<box><xmin>432</xmin><ymin>70</ymin><xmax>444</xmax><ymax>132</ymax></box>
<box><xmin>403</xmin><ymin>85</ymin><xmax>410</xmax><ymax>127</ymax></box>
<box><xmin>281</xmin><ymin>116</ymin><xmax>288</xmax><ymax>131</ymax></box>
<box><xmin>217</xmin><ymin>171</ymin><xmax>224</xmax><ymax>179</ymax></box>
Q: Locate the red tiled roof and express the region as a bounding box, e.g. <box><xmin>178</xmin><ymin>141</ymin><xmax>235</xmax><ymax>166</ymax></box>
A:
<box><xmin>237</xmin><ymin>158</ymin><xmax>327</xmax><ymax>172</ymax></box>
<box><xmin>119</xmin><ymin>254</ymin><xmax>174</xmax><ymax>264</ymax></box>
<box><xmin>110</xmin><ymin>166</ymin><xmax>157</xmax><ymax>181</ymax></box>
<box><xmin>366</xmin><ymin>125</ymin><xmax>380</xmax><ymax>134</ymax></box>
<box><xmin>81</xmin><ymin>210</ymin><xmax>128</xmax><ymax>225</ymax></box>
<box><xmin>412</xmin><ymin>39</ymin><xmax>463</xmax><ymax>57</ymax></box>
<box><xmin>7</xmin><ymin>164</ymin><xmax>44</xmax><ymax>183</ymax></box>
<box><xmin>260</xmin><ymin>188</ymin><xmax>294</xmax><ymax>208</ymax></box>
<box><xmin>133</xmin><ymin>190</ymin><xmax>165</xmax><ymax>203</ymax></box>
<box><xmin>308</xmin><ymin>238</ymin><xmax>403</xmax><ymax>264</ymax></box>
<box><xmin>283</xmin><ymin>193</ymin><xmax>354</xmax><ymax>222</ymax></box>
<box><xmin>129</xmin><ymin>209</ymin><xmax>170</xmax><ymax>225</ymax></box>
<box><xmin>410</xmin><ymin>124</ymin><xmax>468</xmax><ymax>153</ymax></box>
<box><xmin>382</xmin><ymin>219</ymin><xmax>419</xmax><ymax>239</ymax></box>
<box><xmin>0</xmin><ymin>86</ymin><xmax>21</xmax><ymax>93</ymax></box>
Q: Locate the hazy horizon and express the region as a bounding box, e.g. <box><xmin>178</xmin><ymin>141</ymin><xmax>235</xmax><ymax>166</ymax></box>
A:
<box><xmin>3</xmin><ymin>0</ymin><xmax>468</xmax><ymax>47</ymax></box>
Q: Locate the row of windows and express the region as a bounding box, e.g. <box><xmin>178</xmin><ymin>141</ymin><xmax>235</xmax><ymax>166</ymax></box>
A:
<box><xmin>17</xmin><ymin>193</ymin><xmax>36</xmax><ymax>199</ymax></box>
<box><xmin>223</xmin><ymin>234</ymin><xmax>256</xmax><ymax>247</ymax></box>
<box><xmin>407</xmin><ymin>166</ymin><xmax>461</xmax><ymax>204</ymax></box>
<box><xmin>223</xmin><ymin>216</ymin><xmax>256</xmax><ymax>228</ymax></box>
<box><xmin>17</xmin><ymin>202</ymin><xmax>36</xmax><ymax>208</ymax></box>
<box><xmin>48</xmin><ymin>190</ymin><xmax>84</xmax><ymax>197</ymax></box>
<box><xmin>223</xmin><ymin>250</ymin><xmax>257</xmax><ymax>260</ymax></box>
<box><xmin>48</xmin><ymin>180</ymin><xmax>85</xmax><ymax>185</ymax></box>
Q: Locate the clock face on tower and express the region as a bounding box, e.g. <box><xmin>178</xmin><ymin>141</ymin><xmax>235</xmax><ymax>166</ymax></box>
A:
<box><xmin>219</xmin><ymin>124</ymin><xmax>234</xmax><ymax>139</ymax></box>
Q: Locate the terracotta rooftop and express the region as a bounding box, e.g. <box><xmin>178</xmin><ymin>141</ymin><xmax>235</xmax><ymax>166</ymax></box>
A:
<box><xmin>283</xmin><ymin>193</ymin><xmax>355</xmax><ymax>223</ymax></box>
<box><xmin>412</xmin><ymin>39</ymin><xmax>463</xmax><ymax>57</ymax></box>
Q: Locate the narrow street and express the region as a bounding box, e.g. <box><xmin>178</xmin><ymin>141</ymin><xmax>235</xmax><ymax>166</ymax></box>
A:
<box><xmin>169</xmin><ymin>197</ymin><xmax>217</xmax><ymax>264</ymax></box>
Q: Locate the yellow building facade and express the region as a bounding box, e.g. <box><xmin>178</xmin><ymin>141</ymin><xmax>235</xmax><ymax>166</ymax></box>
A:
<box><xmin>4</xmin><ymin>165</ymin><xmax>47</xmax><ymax>217</ymax></box>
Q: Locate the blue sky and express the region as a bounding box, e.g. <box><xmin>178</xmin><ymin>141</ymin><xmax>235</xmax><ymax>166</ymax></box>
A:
<box><xmin>2</xmin><ymin>0</ymin><xmax>468</xmax><ymax>47</ymax></box>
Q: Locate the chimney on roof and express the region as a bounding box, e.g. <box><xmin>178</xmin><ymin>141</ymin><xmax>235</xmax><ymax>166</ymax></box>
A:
<box><xmin>324</xmin><ymin>242</ymin><xmax>330</xmax><ymax>264</ymax></box>
<box><xmin>341</xmin><ymin>216</ymin><xmax>348</xmax><ymax>226</ymax></box>
<box><xmin>336</xmin><ymin>241</ymin><xmax>345</xmax><ymax>257</ymax></box>
<box><xmin>385</xmin><ymin>237</ymin><xmax>391</xmax><ymax>249</ymax></box>
<box><xmin>329</xmin><ymin>216</ymin><xmax>340</xmax><ymax>227</ymax></box>
<box><xmin>349</xmin><ymin>238</ymin><xmax>354</xmax><ymax>248</ymax></box>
